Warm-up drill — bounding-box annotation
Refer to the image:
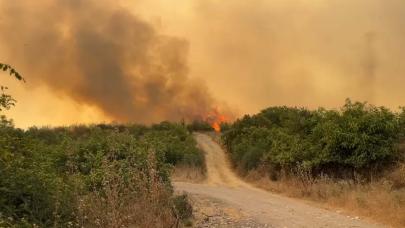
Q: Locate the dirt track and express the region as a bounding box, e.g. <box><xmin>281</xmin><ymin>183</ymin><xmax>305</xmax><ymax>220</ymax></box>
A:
<box><xmin>174</xmin><ymin>133</ymin><xmax>384</xmax><ymax>228</ymax></box>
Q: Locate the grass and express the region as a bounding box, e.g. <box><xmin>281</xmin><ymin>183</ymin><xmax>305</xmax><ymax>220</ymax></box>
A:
<box><xmin>244</xmin><ymin>163</ymin><xmax>405</xmax><ymax>227</ymax></box>
<box><xmin>73</xmin><ymin>154</ymin><xmax>199</xmax><ymax>228</ymax></box>
<box><xmin>76</xmin><ymin>157</ymin><xmax>194</xmax><ymax>228</ymax></box>
<box><xmin>171</xmin><ymin>165</ymin><xmax>206</xmax><ymax>183</ymax></box>
<box><xmin>171</xmin><ymin>132</ymin><xmax>207</xmax><ymax>183</ymax></box>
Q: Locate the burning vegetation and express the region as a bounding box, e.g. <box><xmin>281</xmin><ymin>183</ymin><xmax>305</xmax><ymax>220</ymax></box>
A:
<box><xmin>185</xmin><ymin>107</ymin><xmax>233</xmax><ymax>133</ymax></box>
<box><xmin>206</xmin><ymin>108</ymin><xmax>230</xmax><ymax>132</ymax></box>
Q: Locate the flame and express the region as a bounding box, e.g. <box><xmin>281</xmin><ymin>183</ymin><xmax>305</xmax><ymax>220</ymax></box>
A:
<box><xmin>212</xmin><ymin>122</ymin><xmax>221</xmax><ymax>132</ymax></box>
<box><xmin>206</xmin><ymin>108</ymin><xmax>229</xmax><ymax>133</ymax></box>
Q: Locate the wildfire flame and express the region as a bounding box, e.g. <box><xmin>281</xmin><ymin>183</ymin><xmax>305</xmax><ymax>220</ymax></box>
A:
<box><xmin>207</xmin><ymin>108</ymin><xmax>229</xmax><ymax>133</ymax></box>
<box><xmin>212</xmin><ymin>122</ymin><xmax>221</xmax><ymax>132</ymax></box>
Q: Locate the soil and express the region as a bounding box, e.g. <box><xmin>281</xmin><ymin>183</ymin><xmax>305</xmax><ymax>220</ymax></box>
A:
<box><xmin>174</xmin><ymin>133</ymin><xmax>385</xmax><ymax>228</ymax></box>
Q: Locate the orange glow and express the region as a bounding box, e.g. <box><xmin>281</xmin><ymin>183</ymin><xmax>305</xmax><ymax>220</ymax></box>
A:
<box><xmin>212</xmin><ymin>122</ymin><xmax>221</xmax><ymax>132</ymax></box>
<box><xmin>206</xmin><ymin>108</ymin><xmax>229</xmax><ymax>133</ymax></box>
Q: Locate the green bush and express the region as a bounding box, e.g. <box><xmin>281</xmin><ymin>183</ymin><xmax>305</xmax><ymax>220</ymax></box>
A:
<box><xmin>147</xmin><ymin>122</ymin><xmax>205</xmax><ymax>167</ymax></box>
<box><xmin>223</xmin><ymin>99</ymin><xmax>401</xmax><ymax>177</ymax></box>
<box><xmin>0</xmin><ymin>122</ymin><xmax>201</xmax><ymax>227</ymax></box>
<box><xmin>186</xmin><ymin>120</ymin><xmax>213</xmax><ymax>132</ymax></box>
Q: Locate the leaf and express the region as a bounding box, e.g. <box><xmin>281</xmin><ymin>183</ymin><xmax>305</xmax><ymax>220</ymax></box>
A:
<box><xmin>0</xmin><ymin>63</ymin><xmax>24</xmax><ymax>81</ymax></box>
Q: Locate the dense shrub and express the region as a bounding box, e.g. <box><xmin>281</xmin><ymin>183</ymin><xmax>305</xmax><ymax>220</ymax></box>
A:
<box><xmin>148</xmin><ymin>122</ymin><xmax>205</xmax><ymax>167</ymax></box>
<box><xmin>0</xmin><ymin>121</ymin><xmax>201</xmax><ymax>227</ymax></box>
<box><xmin>223</xmin><ymin>100</ymin><xmax>402</xmax><ymax>178</ymax></box>
<box><xmin>186</xmin><ymin>120</ymin><xmax>213</xmax><ymax>132</ymax></box>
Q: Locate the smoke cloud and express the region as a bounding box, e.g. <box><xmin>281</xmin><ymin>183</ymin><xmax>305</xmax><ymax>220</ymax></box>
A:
<box><xmin>135</xmin><ymin>0</ymin><xmax>405</xmax><ymax>112</ymax></box>
<box><xmin>0</xmin><ymin>0</ymin><xmax>220</xmax><ymax>123</ymax></box>
<box><xmin>2</xmin><ymin>0</ymin><xmax>405</xmax><ymax>127</ymax></box>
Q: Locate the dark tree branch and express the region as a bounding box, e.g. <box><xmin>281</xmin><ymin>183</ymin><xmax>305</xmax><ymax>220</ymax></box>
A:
<box><xmin>0</xmin><ymin>63</ymin><xmax>24</xmax><ymax>82</ymax></box>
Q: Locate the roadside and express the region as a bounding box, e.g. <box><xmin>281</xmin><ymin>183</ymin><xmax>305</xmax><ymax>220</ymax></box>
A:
<box><xmin>174</xmin><ymin>133</ymin><xmax>384</xmax><ymax>228</ymax></box>
<box><xmin>189</xmin><ymin>194</ymin><xmax>270</xmax><ymax>228</ymax></box>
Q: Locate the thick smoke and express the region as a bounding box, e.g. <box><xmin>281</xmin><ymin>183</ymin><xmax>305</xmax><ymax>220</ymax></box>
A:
<box><xmin>146</xmin><ymin>0</ymin><xmax>405</xmax><ymax>111</ymax></box>
<box><xmin>3</xmin><ymin>0</ymin><xmax>405</xmax><ymax>127</ymax></box>
<box><xmin>0</xmin><ymin>0</ymin><xmax>218</xmax><ymax>123</ymax></box>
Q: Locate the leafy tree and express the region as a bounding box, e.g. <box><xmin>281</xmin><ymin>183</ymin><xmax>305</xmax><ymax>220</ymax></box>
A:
<box><xmin>223</xmin><ymin>99</ymin><xmax>401</xmax><ymax>178</ymax></box>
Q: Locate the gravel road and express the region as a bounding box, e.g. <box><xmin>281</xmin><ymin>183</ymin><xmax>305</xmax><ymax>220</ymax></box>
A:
<box><xmin>174</xmin><ymin>133</ymin><xmax>385</xmax><ymax>228</ymax></box>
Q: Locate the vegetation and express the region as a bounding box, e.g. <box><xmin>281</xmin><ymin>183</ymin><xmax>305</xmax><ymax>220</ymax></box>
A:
<box><xmin>0</xmin><ymin>63</ymin><xmax>24</xmax><ymax>111</ymax></box>
<box><xmin>0</xmin><ymin>63</ymin><xmax>23</xmax><ymax>81</ymax></box>
<box><xmin>2</xmin><ymin>62</ymin><xmax>403</xmax><ymax>226</ymax></box>
<box><xmin>186</xmin><ymin>120</ymin><xmax>214</xmax><ymax>132</ymax></box>
<box><xmin>223</xmin><ymin>99</ymin><xmax>403</xmax><ymax>178</ymax></box>
<box><xmin>222</xmin><ymin>99</ymin><xmax>405</xmax><ymax>226</ymax></box>
<box><xmin>0</xmin><ymin>63</ymin><xmax>202</xmax><ymax>227</ymax></box>
<box><xmin>0</xmin><ymin>122</ymin><xmax>201</xmax><ymax>227</ymax></box>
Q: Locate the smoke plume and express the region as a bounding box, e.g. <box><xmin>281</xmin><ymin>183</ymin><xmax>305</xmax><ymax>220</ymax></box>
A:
<box><xmin>0</xmin><ymin>0</ymin><xmax>219</xmax><ymax>123</ymax></box>
<box><xmin>147</xmin><ymin>0</ymin><xmax>405</xmax><ymax>111</ymax></box>
<box><xmin>3</xmin><ymin>0</ymin><xmax>405</xmax><ymax>127</ymax></box>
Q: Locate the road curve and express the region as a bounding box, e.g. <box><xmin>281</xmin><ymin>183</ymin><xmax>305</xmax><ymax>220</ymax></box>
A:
<box><xmin>174</xmin><ymin>133</ymin><xmax>384</xmax><ymax>228</ymax></box>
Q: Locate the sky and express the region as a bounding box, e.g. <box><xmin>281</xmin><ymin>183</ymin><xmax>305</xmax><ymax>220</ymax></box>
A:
<box><xmin>1</xmin><ymin>0</ymin><xmax>405</xmax><ymax>128</ymax></box>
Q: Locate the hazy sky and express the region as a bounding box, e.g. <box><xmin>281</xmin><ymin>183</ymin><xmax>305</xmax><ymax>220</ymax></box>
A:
<box><xmin>1</xmin><ymin>0</ymin><xmax>405</xmax><ymax>127</ymax></box>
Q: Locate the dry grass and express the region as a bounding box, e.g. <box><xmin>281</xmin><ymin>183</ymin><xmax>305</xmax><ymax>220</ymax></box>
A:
<box><xmin>76</xmin><ymin>158</ymin><xmax>183</xmax><ymax>228</ymax></box>
<box><xmin>171</xmin><ymin>165</ymin><xmax>206</xmax><ymax>183</ymax></box>
<box><xmin>245</xmin><ymin>164</ymin><xmax>405</xmax><ymax>227</ymax></box>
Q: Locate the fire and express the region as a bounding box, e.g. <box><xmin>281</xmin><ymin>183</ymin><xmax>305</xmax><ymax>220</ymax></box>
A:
<box><xmin>212</xmin><ymin>122</ymin><xmax>221</xmax><ymax>132</ymax></box>
<box><xmin>206</xmin><ymin>108</ymin><xmax>229</xmax><ymax>133</ymax></box>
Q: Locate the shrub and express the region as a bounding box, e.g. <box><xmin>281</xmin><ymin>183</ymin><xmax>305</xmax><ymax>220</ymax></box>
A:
<box><xmin>187</xmin><ymin>120</ymin><xmax>213</xmax><ymax>132</ymax></box>
<box><xmin>223</xmin><ymin>99</ymin><xmax>402</xmax><ymax>178</ymax></box>
<box><xmin>77</xmin><ymin>156</ymin><xmax>177</xmax><ymax>228</ymax></box>
<box><xmin>0</xmin><ymin>122</ymin><xmax>199</xmax><ymax>227</ymax></box>
<box><xmin>172</xmin><ymin>194</ymin><xmax>193</xmax><ymax>221</ymax></box>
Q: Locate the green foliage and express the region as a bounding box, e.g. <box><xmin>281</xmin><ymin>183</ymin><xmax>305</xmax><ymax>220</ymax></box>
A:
<box><xmin>223</xmin><ymin>99</ymin><xmax>401</xmax><ymax>177</ymax></box>
<box><xmin>148</xmin><ymin>122</ymin><xmax>205</xmax><ymax>167</ymax></box>
<box><xmin>0</xmin><ymin>125</ymin><xmax>74</xmax><ymax>226</ymax></box>
<box><xmin>0</xmin><ymin>86</ymin><xmax>16</xmax><ymax>112</ymax></box>
<box><xmin>0</xmin><ymin>123</ymin><xmax>201</xmax><ymax>227</ymax></box>
<box><xmin>398</xmin><ymin>107</ymin><xmax>405</xmax><ymax>138</ymax></box>
<box><xmin>0</xmin><ymin>63</ymin><xmax>23</xmax><ymax>115</ymax></box>
<box><xmin>186</xmin><ymin>120</ymin><xmax>214</xmax><ymax>132</ymax></box>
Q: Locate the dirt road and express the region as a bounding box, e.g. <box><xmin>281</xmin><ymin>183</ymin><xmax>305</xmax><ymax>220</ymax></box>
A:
<box><xmin>174</xmin><ymin>133</ymin><xmax>384</xmax><ymax>228</ymax></box>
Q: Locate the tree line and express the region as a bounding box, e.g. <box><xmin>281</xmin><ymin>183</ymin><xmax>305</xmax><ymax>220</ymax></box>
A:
<box><xmin>222</xmin><ymin>99</ymin><xmax>405</xmax><ymax>179</ymax></box>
